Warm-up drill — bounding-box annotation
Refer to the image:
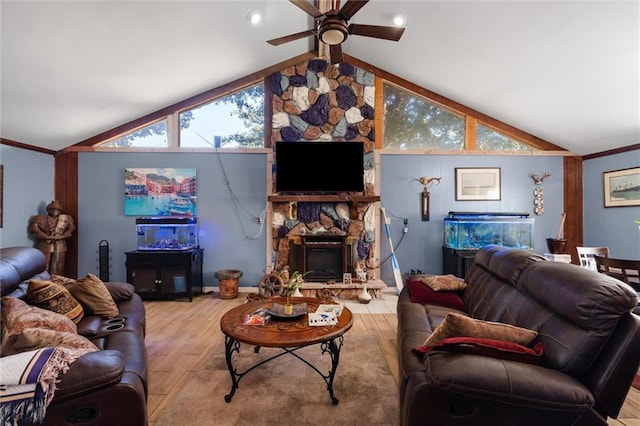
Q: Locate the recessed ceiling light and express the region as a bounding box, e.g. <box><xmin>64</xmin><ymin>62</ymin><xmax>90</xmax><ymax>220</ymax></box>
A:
<box><xmin>247</xmin><ymin>11</ymin><xmax>262</xmax><ymax>25</ymax></box>
<box><xmin>393</xmin><ymin>14</ymin><xmax>406</xmax><ymax>27</ymax></box>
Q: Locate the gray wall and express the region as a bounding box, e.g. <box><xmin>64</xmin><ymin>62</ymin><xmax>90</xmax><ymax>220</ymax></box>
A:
<box><xmin>378</xmin><ymin>154</ymin><xmax>564</xmax><ymax>284</ymax></box>
<box><xmin>77</xmin><ymin>152</ymin><xmax>267</xmax><ymax>288</ymax></box>
<box><xmin>0</xmin><ymin>145</ymin><xmax>54</xmax><ymax>247</ymax></box>
<box><xmin>584</xmin><ymin>149</ymin><xmax>640</xmax><ymax>259</ymax></box>
<box><xmin>3</xmin><ymin>145</ymin><xmax>638</xmax><ymax>289</ymax></box>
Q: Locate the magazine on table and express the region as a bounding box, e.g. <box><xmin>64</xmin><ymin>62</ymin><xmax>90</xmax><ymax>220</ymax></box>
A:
<box><xmin>308</xmin><ymin>312</ymin><xmax>338</xmax><ymax>326</ymax></box>
<box><xmin>243</xmin><ymin>308</ymin><xmax>270</xmax><ymax>325</ymax></box>
<box><xmin>315</xmin><ymin>304</ymin><xmax>344</xmax><ymax>317</ymax></box>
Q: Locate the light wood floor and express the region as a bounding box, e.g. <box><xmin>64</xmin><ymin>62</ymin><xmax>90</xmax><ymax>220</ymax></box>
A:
<box><xmin>143</xmin><ymin>293</ymin><xmax>640</xmax><ymax>426</ymax></box>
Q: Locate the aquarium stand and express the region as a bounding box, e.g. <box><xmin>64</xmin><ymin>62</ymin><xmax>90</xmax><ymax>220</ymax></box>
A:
<box><xmin>442</xmin><ymin>247</ymin><xmax>478</xmax><ymax>279</ymax></box>
<box><xmin>125</xmin><ymin>248</ymin><xmax>203</xmax><ymax>301</ymax></box>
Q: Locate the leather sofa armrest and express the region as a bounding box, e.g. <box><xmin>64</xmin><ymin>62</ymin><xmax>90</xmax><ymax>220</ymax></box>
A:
<box><xmin>76</xmin><ymin>315</ymin><xmax>103</xmax><ymax>337</ymax></box>
<box><xmin>53</xmin><ymin>350</ymin><xmax>125</xmax><ymax>400</ymax></box>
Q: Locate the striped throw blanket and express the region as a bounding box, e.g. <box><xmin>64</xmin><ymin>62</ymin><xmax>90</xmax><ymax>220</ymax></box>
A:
<box><xmin>0</xmin><ymin>347</ymin><xmax>77</xmax><ymax>425</ymax></box>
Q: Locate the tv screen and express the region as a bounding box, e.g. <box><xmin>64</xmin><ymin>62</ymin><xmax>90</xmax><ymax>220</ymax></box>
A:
<box><xmin>275</xmin><ymin>141</ymin><xmax>364</xmax><ymax>193</ymax></box>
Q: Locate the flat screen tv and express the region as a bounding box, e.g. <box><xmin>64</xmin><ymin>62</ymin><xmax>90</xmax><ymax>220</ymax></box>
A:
<box><xmin>275</xmin><ymin>141</ymin><xmax>364</xmax><ymax>193</ymax></box>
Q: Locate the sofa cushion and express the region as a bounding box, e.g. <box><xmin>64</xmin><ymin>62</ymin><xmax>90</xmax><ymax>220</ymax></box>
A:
<box><xmin>414</xmin><ymin>274</ymin><xmax>467</xmax><ymax>291</ymax></box>
<box><xmin>415</xmin><ymin>337</ymin><xmax>544</xmax><ymax>365</ymax></box>
<box><xmin>2</xmin><ymin>327</ymin><xmax>100</xmax><ymax>356</ymax></box>
<box><xmin>0</xmin><ymin>297</ymin><xmax>78</xmax><ymax>354</ymax></box>
<box><xmin>64</xmin><ymin>274</ymin><xmax>119</xmax><ymax>318</ymax></box>
<box><xmin>423</xmin><ymin>312</ymin><xmax>538</xmax><ymax>347</ymax></box>
<box><xmin>27</xmin><ymin>279</ymin><xmax>84</xmax><ymax>323</ymax></box>
<box><xmin>406</xmin><ymin>279</ymin><xmax>465</xmax><ymax>311</ymax></box>
<box><xmin>104</xmin><ymin>281</ymin><xmax>135</xmax><ymax>303</ymax></box>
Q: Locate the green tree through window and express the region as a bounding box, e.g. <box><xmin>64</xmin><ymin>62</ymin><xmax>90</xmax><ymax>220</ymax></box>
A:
<box><xmin>383</xmin><ymin>83</ymin><xmax>464</xmax><ymax>149</ymax></box>
<box><xmin>477</xmin><ymin>123</ymin><xmax>534</xmax><ymax>151</ymax></box>
<box><xmin>180</xmin><ymin>83</ymin><xmax>264</xmax><ymax>148</ymax></box>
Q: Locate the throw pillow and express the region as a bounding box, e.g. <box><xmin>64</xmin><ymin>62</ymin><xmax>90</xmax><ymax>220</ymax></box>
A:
<box><xmin>50</xmin><ymin>274</ymin><xmax>76</xmax><ymax>286</ymax></box>
<box><xmin>66</xmin><ymin>274</ymin><xmax>119</xmax><ymax>318</ymax></box>
<box><xmin>27</xmin><ymin>279</ymin><xmax>84</xmax><ymax>323</ymax></box>
<box><xmin>2</xmin><ymin>327</ymin><xmax>100</xmax><ymax>356</ymax></box>
<box><xmin>406</xmin><ymin>279</ymin><xmax>465</xmax><ymax>311</ymax></box>
<box><xmin>423</xmin><ymin>312</ymin><xmax>538</xmax><ymax>347</ymax></box>
<box><xmin>1</xmin><ymin>297</ymin><xmax>77</xmax><ymax>339</ymax></box>
<box><xmin>416</xmin><ymin>274</ymin><xmax>467</xmax><ymax>291</ymax></box>
<box><xmin>413</xmin><ymin>337</ymin><xmax>544</xmax><ymax>365</ymax></box>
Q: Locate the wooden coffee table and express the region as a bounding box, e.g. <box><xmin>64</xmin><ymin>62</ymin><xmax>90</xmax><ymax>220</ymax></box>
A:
<box><xmin>219</xmin><ymin>296</ymin><xmax>353</xmax><ymax>405</ymax></box>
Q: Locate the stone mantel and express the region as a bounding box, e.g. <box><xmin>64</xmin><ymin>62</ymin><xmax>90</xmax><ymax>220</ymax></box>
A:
<box><xmin>267</xmin><ymin>194</ymin><xmax>380</xmax><ymax>203</ymax></box>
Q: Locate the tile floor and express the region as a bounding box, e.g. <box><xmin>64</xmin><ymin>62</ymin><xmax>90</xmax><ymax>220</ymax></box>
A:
<box><xmin>337</xmin><ymin>289</ymin><xmax>399</xmax><ymax>314</ymax></box>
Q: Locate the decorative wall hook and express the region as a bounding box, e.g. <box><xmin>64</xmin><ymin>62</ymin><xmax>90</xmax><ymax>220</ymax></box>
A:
<box><xmin>529</xmin><ymin>172</ymin><xmax>550</xmax><ymax>215</ymax></box>
<box><xmin>417</xmin><ymin>177</ymin><xmax>441</xmax><ymax>221</ymax></box>
<box><xmin>529</xmin><ymin>172</ymin><xmax>551</xmax><ymax>185</ymax></box>
<box><xmin>419</xmin><ymin>176</ymin><xmax>442</xmax><ymax>187</ymax></box>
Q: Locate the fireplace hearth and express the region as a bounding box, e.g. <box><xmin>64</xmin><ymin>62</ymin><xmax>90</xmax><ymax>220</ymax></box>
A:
<box><xmin>289</xmin><ymin>235</ymin><xmax>354</xmax><ymax>281</ymax></box>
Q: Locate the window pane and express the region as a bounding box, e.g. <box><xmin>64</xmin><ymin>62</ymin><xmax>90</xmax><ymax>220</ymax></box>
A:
<box><xmin>101</xmin><ymin>121</ymin><xmax>168</xmax><ymax>148</ymax></box>
<box><xmin>477</xmin><ymin>123</ymin><xmax>535</xmax><ymax>151</ymax></box>
<box><xmin>383</xmin><ymin>83</ymin><xmax>464</xmax><ymax>149</ymax></box>
<box><xmin>180</xmin><ymin>83</ymin><xmax>264</xmax><ymax>148</ymax></box>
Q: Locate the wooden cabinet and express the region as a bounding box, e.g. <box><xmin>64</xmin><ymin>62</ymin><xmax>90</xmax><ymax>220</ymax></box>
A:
<box><xmin>125</xmin><ymin>248</ymin><xmax>203</xmax><ymax>301</ymax></box>
<box><xmin>442</xmin><ymin>246</ymin><xmax>478</xmax><ymax>279</ymax></box>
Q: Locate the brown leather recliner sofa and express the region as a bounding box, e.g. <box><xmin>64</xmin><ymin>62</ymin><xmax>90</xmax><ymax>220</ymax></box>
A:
<box><xmin>0</xmin><ymin>246</ymin><xmax>148</xmax><ymax>426</ymax></box>
<box><xmin>397</xmin><ymin>244</ymin><xmax>640</xmax><ymax>426</ymax></box>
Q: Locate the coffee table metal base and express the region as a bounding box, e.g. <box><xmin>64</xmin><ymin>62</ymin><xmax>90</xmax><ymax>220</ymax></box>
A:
<box><xmin>224</xmin><ymin>335</ymin><xmax>344</xmax><ymax>405</ymax></box>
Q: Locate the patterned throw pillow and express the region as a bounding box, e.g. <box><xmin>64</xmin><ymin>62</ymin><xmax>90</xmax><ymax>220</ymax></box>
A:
<box><xmin>416</xmin><ymin>274</ymin><xmax>467</xmax><ymax>292</ymax></box>
<box><xmin>423</xmin><ymin>312</ymin><xmax>538</xmax><ymax>347</ymax></box>
<box><xmin>65</xmin><ymin>274</ymin><xmax>119</xmax><ymax>319</ymax></box>
<box><xmin>27</xmin><ymin>279</ymin><xmax>84</xmax><ymax>323</ymax></box>
<box><xmin>1</xmin><ymin>296</ymin><xmax>77</xmax><ymax>337</ymax></box>
<box><xmin>2</xmin><ymin>327</ymin><xmax>100</xmax><ymax>356</ymax></box>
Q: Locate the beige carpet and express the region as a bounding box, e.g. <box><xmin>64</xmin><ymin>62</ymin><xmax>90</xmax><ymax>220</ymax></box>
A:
<box><xmin>154</xmin><ymin>335</ymin><xmax>400</xmax><ymax>426</ymax></box>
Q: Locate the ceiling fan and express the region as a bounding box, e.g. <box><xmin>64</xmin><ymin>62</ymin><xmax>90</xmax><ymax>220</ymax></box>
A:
<box><xmin>267</xmin><ymin>0</ymin><xmax>406</xmax><ymax>64</ymax></box>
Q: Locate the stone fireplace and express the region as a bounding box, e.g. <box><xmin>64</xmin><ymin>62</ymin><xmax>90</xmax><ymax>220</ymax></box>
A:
<box><xmin>268</xmin><ymin>58</ymin><xmax>380</xmax><ymax>282</ymax></box>
<box><xmin>288</xmin><ymin>235</ymin><xmax>355</xmax><ymax>281</ymax></box>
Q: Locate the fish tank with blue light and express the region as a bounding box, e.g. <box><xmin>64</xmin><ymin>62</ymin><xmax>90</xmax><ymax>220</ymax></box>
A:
<box><xmin>444</xmin><ymin>212</ymin><xmax>534</xmax><ymax>250</ymax></box>
<box><xmin>136</xmin><ymin>217</ymin><xmax>199</xmax><ymax>251</ymax></box>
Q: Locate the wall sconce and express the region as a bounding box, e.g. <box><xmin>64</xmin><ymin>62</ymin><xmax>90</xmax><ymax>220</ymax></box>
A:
<box><xmin>418</xmin><ymin>177</ymin><xmax>441</xmax><ymax>221</ymax></box>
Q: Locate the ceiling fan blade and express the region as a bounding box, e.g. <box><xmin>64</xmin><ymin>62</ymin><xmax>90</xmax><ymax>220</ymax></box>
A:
<box><xmin>329</xmin><ymin>44</ymin><xmax>344</xmax><ymax>64</ymax></box>
<box><xmin>290</xmin><ymin>0</ymin><xmax>325</xmax><ymax>19</ymax></box>
<box><xmin>267</xmin><ymin>29</ymin><xmax>316</xmax><ymax>46</ymax></box>
<box><xmin>348</xmin><ymin>24</ymin><xmax>405</xmax><ymax>41</ymax></box>
<box><xmin>338</xmin><ymin>0</ymin><xmax>369</xmax><ymax>20</ymax></box>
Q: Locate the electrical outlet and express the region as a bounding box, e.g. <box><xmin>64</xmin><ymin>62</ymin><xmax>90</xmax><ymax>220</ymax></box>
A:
<box><xmin>256</xmin><ymin>217</ymin><xmax>262</xmax><ymax>224</ymax></box>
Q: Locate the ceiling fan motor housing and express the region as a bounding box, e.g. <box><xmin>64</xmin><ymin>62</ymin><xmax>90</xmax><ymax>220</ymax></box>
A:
<box><xmin>319</xmin><ymin>15</ymin><xmax>349</xmax><ymax>45</ymax></box>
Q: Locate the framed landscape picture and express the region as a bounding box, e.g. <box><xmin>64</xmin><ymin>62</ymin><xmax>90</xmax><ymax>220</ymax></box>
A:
<box><xmin>455</xmin><ymin>167</ymin><xmax>501</xmax><ymax>201</ymax></box>
<box><xmin>124</xmin><ymin>168</ymin><xmax>197</xmax><ymax>216</ymax></box>
<box><xmin>603</xmin><ymin>167</ymin><xmax>640</xmax><ymax>207</ymax></box>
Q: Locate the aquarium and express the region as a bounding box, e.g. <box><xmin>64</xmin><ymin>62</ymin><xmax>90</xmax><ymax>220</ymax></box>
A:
<box><xmin>136</xmin><ymin>217</ymin><xmax>199</xmax><ymax>251</ymax></box>
<box><xmin>443</xmin><ymin>212</ymin><xmax>534</xmax><ymax>250</ymax></box>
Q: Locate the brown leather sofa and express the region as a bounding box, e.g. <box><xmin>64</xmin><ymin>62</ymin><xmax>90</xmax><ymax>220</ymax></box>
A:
<box><xmin>0</xmin><ymin>246</ymin><xmax>148</xmax><ymax>426</ymax></box>
<box><xmin>397</xmin><ymin>244</ymin><xmax>640</xmax><ymax>426</ymax></box>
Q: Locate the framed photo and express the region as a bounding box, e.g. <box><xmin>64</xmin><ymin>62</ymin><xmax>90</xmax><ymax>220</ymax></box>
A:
<box><xmin>603</xmin><ymin>167</ymin><xmax>640</xmax><ymax>207</ymax></box>
<box><xmin>124</xmin><ymin>168</ymin><xmax>197</xmax><ymax>216</ymax></box>
<box><xmin>343</xmin><ymin>273</ymin><xmax>352</xmax><ymax>284</ymax></box>
<box><xmin>455</xmin><ymin>167</ymin><xmax>501</xmax><ymax>201</ymax></box>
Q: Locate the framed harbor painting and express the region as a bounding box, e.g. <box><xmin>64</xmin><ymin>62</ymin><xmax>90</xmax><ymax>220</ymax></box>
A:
<box><xmin>124</xmin><ymin>168</ymin><xmax>197</xmax><ymax>216</ymax></box>
<box><xmin>455</xmin><ymin>167</ymin><xmax>501</xmax><ymax>201</ymax></box>
<box><xmin>603</xmin><ymin>167</ymin><xmax>640</xmax><ymax>207</ymax></box>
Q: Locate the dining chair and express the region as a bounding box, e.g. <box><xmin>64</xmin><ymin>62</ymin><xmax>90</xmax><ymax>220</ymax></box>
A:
<box><xmin>593</xmin><ymin>255</ymin><xmax>640</xmax><ymax>291</ymax></box>
<box><xmin>576</xmin><ymin>246</ymin><xmax>610</xmax><ymax>269</ymax></box>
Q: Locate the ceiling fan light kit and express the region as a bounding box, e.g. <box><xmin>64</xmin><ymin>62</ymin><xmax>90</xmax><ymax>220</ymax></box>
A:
<box><xmin>319</xmin><ymin>16</ymin><xmax>349</xmax><ymax>45</ymax></box>
<box><xmin>267</xmin><ymin>0</ymin><xmax>406</xmax><ymax>64</ymax></box>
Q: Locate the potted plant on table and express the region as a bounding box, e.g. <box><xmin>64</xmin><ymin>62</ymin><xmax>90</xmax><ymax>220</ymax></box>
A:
<box><xmin>283</xmin><ymin>270</ymin><xmax>309</xmax><ymax>314</ymax></box>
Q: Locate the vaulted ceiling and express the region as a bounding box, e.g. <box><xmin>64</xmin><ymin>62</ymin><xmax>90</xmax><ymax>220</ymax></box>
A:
<box><xmin>1</xmin><ymin>1</ymin><xmax>638</xmax><ymax>156</ymax></box>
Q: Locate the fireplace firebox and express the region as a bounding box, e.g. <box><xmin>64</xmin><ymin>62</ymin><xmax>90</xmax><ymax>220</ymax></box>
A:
<box><xmin>289</xmin><ymin>235</ymin><xmax>353</xmax><ymax>281</ymax></box>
